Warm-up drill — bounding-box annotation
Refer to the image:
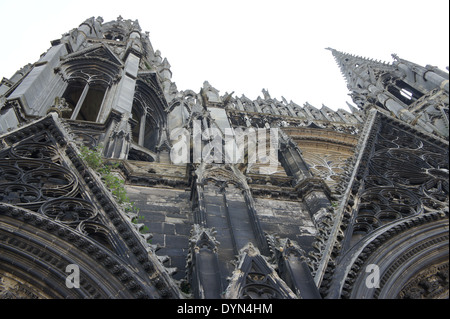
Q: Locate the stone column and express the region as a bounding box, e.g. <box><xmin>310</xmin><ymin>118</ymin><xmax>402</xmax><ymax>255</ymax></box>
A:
<box><xmin>278</xmin><ymin>131</ymin><xmax>333</xmax><ymax>228</ymax></box>
<box><xmin>70</xmin><ymin>82</ymin><xmax>90</xmax><ymax>120</ymax></box>
<box><xmin>71</xmin><ymin>17</ymin><xmax>97</xmax><ymax>51</ymax></box>
<box><xmin>95</xmin><ymin>86</ymin><xmax>110</xmax><ymax>123</ymax></box>
<box><xmin>111</xmin><ymin>50</ymin><xmax>140</xmax><ymax>115</ymax></box>
<box><xmin>367</xmin><ymin>84</ymin><xmax>437</xmax><ymax>134</ymax></box>
<box><xmin>138</xmin><ymin>110</ymin><xmax>147</xmax><ymax>146</ymax></box>
<box><xmin>104</xmin><ymin>113</ymin><xmax>132</xmax><ymax>159</ymax></box>
<box><xmin>296</xmin><ymin>178</ymin><xmax>333</xmax><ymax>228</ymax></box>
<box><xmin>423</xmin><ymin>69</ymin><xmax>449</xmax><ymax>93</ymax></box>
<box><xmin>279</xmin><ymin>140</ymin><xmax>311</xmax><ymax>185</ymax></box>
<box><xmin>396</xmin><ymin>61</ymin><xmax>449</xmax><ymax>93</ymax></box>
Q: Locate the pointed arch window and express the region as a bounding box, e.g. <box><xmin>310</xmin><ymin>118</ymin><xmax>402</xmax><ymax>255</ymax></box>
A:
<box><xmin>131</xmin><ymin>100</ymin><xmax>146</xmax><ymax>145</ymax></box>
<box><xmin>131</xmin><ymin>96</ymin><xmax>160</xmax><ymax>150</ymax></box>
<box><xmin>130</xmin><ymin>75</ymin><xmax>167</xmax><ymax>151</ymax></box>
<box><xmin>62</xmin><ymin>81</ymin><xmax>108</xmax><ymax>121</ymax></box>
<box><xmin>56</xmin><ymin>44</ymin><xmax>122</xmax><ymax>122</ymax></box>
<box><xmin>382</xmin><ymin>75</ymin><xmax>424</xmax><ymax>106</ymax></box>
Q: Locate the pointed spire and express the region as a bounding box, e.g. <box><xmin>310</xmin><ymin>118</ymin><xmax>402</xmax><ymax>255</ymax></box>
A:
<box><xmin>326</xmin><ymin>48</ymin><xmax>392</xmax><ymax>91</ymax></box>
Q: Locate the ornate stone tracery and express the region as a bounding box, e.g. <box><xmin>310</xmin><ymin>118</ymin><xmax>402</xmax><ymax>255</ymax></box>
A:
<box><xmin>321</xmin><ymin>112</ymin><xmax>449</xmax><ymax>299</ymax></box>
<box><xmin>0</xmin><ymin>114</ymin><xmax>181</xmax><ymax>298</ymax></box>
<box><xmin>0</xmin><ymin>269</ymin><xmax>50</xmax><ymax>299</ymax></box>
<box><xmin>398</xmin><ymin>261</ymin><xmax>449</xmax><ymax>299</ymax></box>
<box><xmin>225</xmin><ymin>244</ymin><xmax>297</xmax><ymax>299</ymax></box>
<box><xmin>0</xmin><ymin>146</ymin><xmax>79</xmax><ymax>211</ymax></box>
<box><xmin>349</xmin><ymin>118</ymin><xmax>449</xmax><ymax>244</ymax></box>
<box><xmin>0</xmin><ymin>15</ymin><xmax>448</xmax><ymax>300</ymax></box>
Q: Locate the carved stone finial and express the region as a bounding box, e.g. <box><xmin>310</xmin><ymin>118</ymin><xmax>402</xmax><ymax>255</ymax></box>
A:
<box><xmin>202</xmin><ymin>81</ymin><xmax>221</xmax><ymax>104</ymax></box>
<box><xmin>132</xmin><ymin>19</ymin><xmax>141</xmax><ymax>31</ymax></box>
<box><xmin>262</xmin><ymin>88</ymin><xmax>271</xmax><ymax>100</ymax></box>
<box><xmin>47</xmin><ymin>97</ymin><xmax>72</xmax><ymax>117</ymax></box>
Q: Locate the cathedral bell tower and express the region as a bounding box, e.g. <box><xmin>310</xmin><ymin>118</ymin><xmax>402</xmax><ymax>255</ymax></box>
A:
<box><xmin>0</xmin><ymin>16</ymin><xmax>172</xmax><ymax>162</ymax></box>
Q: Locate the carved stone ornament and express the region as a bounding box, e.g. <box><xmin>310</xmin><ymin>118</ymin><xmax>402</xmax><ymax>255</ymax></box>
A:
<box><xmin>320</xmin><ymin>112</ymin><xmax>449</xmax><ymax>299</ymax></box>
<box><xmin>225</xmin><ymin>243</ymin><xmax>297</xmax><ymax>299</ymax></box>
<box><xmin>398</xmin><ymin>262</ymin><xmax>449</xmax><ymax>299</ymax></box>
<box><xmin>0</xmin><ymin>270</ymin><xmax>49</xmax><ymax>299</ymax></box>
<box><xmin>350</xmin><ymin>117</ymin><xmax>448</xmax><ymax>240</ymax></box>
<box><xmin>0</xmin><ymin>114</ymin><xmax>181</xmax><ymax>298</ymax></box>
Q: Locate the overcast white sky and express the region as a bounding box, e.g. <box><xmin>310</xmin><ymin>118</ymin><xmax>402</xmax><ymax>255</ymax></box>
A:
<box><xmin>0</xmin><ymin>0</ymin><xmax>448</xmax><ymax>111</ymax></box>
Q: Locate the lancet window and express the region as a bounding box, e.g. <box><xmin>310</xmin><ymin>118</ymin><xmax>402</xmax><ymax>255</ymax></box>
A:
<box><xmin>62</xmin><ymin>81</ymin><xmax>108</xmax><ymax>121</ymax></box>
<box><xmin>57</xmin><ymin>45</ymin><xmax>122</xmax><ymax>122</ymax></box>
<box><xmin>130</xmin><ymin>78</ymin><xmax>167</xmax><ymax>151</ymax></box>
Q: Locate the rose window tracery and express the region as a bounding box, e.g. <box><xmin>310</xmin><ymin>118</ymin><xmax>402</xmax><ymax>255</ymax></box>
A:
<box><xmin>241</xmin><ymin>272</ymin><xmax>281</xmax><ymax>299</ymax></box>
<box><xmin>11</xmin><ymin>143</ymin><xmax>59</xmax><ymax>161</ymax></box>
<box><xmin>0</xmin><ymin>133</ymin><xmax>114</xmax><ymax>250</ymax></box>
<box><xmin>39</xmin><ymin>198</ymin><xmax>97</xmax><ymax>226</ymax></box>
<box><xmin>0</xmin><ymin>159</ymin><xmax>78</xmax><ymax>210</ymax></box>
<box><xmin>351</xmin><ymin>121</ymin><xmax>449</xmax><ymax>242</ymax></box>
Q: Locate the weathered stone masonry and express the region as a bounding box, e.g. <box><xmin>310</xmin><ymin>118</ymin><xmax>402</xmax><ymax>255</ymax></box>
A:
<box><xmin>0</xmin><ymin>16</ymin><xmax>448</xmax><ymax>299</ymax></box>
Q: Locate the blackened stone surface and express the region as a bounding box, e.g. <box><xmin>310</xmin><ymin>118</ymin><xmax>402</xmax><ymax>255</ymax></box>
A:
<box><xmin>126</xmin><ymin>185</ymin><xmax>192</xmax><ymax>280</ymax></box>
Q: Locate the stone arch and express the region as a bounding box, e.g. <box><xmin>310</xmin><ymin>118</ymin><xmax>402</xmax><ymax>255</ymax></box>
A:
<box><xmin>59</xmin><ymin>45</ymin><xmax>121</xmax><ymax>86</ymax></box>
<box><xmin>327</xmin><ymin>211</ymin><xmax>448</xmax><ymax>299</ymax></box>
<box><xmin>0</xmin><ymin>203</ymin><xmax>153</xmax><ymax>298</ymax></box>
<box><xmin>58</xmin><ymin>44</ymin><xmax>122</xmax><ymax>122</ymax></box>
<box><xmin>131</xmin><ymin>77</ymin><xmax>168</xmax><ymax>151</ymax></box>
<box><xmin>196</xmin><ymin>164</ymin><xmax>248</xmax><ymax>190</ymax></box>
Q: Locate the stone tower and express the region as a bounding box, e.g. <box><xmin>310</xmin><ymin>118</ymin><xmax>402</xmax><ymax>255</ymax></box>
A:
<box><xmin>0</xmin><ymin>16</ymin><xmax>448</xmax><ymax>299</ymax></box>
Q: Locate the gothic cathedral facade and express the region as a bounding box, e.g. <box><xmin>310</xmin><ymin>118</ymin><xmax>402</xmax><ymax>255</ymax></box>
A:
<box><xmin>0</xmin><ymin>16</ymin><xmax>448</xmax><ymax>299</ymax></box>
